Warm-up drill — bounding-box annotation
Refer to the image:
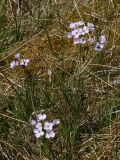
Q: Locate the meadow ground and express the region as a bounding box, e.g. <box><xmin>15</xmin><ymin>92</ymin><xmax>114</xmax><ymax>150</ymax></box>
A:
<box><xmin>0</xmin><ymin>0</ymin><xmax>120</xmax><ymax>159</ymax></box>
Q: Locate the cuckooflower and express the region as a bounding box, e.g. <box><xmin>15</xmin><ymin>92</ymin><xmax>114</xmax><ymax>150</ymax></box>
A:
<box><xmin>30</xmin><ymin>120</ymin><xmax>37</xmax><ymax>126</ymax></box>
<box><xmin>35</xmin><ymin>122</ymin><xmax>42</xmax><ymax>130</ymax></box>
<box><xmin>70</xmin><ymin>23</ymin><xmax>75</xmax><ymax>29</ymax></box>
<box><xmin>53</xmin><ymin>119</ymin><xmax>60</xmax><ymax>125</ymax></box>
<box><xmin>37</xmin><ymin>114</ymin><xmax>47</xmax><ymax>121</ymax></box>
<box><xmin>72</xmin><ymin>28</ymin><xmax>82</xmax><ymax>38</ymax></box>
<box><xmin>73</xmin><ymin>38</ymin><xmax>80</xmax><ymax>45</ymax></box>
<box><xmin>69</xmin><ymin>21</ymin><xmax>84</xmax><ymax>29</ymax></box>
<box><xmin>94</xmin><ymin>42</ymin><xmax>104</xmax><ymax>51</ymax></box>
<box><xmin>15</xmin><ymin>53</ymin><xmax>20</xmax><ymax>59</ymax></box>
<box><xmin>45</xmin><ymin>130</ymin><xmax>55</xmax><ymax>139</ymax></box>
<box><xmin>81</xmin><ymin>26</ymin><xmax>89</xmax><ymax>35</ymax></box>
<box><xmin>33</xmin><ymin>128</ymin><xmax>44</xmax><ymax>138</ymax></box>
<box><xmin>20</xmin><ymin>59</ymin><xmax>29</xmax><ymax>66</ymax></box>
<box><xmin>10</xmin><ymin>61</ymin><xmax>19</xmax><ymax>68</ymax></box>
<box><xmin>67</xmin><ymin>32</ymin><xmax>72</xmax><ymax>39</ymax></box>
<box><xmin>44</xmin><ymin>122</ymin><xmax>53</xmax><ymax>130</ymax></box>
<box><xmin>76</xmin><ymin>21</ymin><xmax>84</xmax><ymax>27</ymax></box>
<box><xmin>69</xmin><ymin>22</ymin><xmax>77</xmax><ymax>29</ymax></box>
<box><xmin>99</xmin><ymin>35</ymin><xmax>106</xmax><ymax>43</ymax></box>
<box><xmin>87</xmin><ymin>22</ymin><xmax>95</xmax><ymax>32</ymax></box>
<box><xmin>89</xmin><ymin>38</ymin><xmax>94</xmax><ymax>44</ymax></box>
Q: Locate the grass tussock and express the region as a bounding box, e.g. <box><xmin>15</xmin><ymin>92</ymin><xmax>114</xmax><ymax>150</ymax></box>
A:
<box><xmin>0</xmin><ymin>0</ymin><xmax>120</xmax><ymax>159</ymax></box>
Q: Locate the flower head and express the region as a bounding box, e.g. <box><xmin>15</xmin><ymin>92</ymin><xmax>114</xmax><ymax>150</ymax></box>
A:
<box><xmin>81</xmin><ymin>26</ymin><xmax>89</xmax><ymax>35</ymax></box>
<box><xmin>20</xmin><ymin>59</ymin><xmax>29</xmax><ymax>66</ymax></box>
<box><xmin>53</xmin><ymin>119</ymin><xmax>60</xmax><ymax>125</ymax></box>
<box><xmin>94</xmin><ymin>42</ymin><xmax>104</xmax><ymax>51</ymax></box>
<box><xmin>69</xmin><ymin>21</ymin><xmax>84</xmax><ymax>29</ymax></box>
<box><xmin>76</xmin><ymin>21</ymin><xmax>84</xmax><ymax>27</ymax></box>
<box><xmin>72</xmin><ymin>28</ymin><xmax>82</xmax><ymax>38</ymax></box>
<box><xmin>99</xmin><ymin>35</ymin><xmax>106</xmax><ymax>43</ymax></box>
<box><xmin>69</xmin><ymin>23</ymin><xmax>75</xmax><ymax>29</ymax></box>
<box><xmin>30</xmin><ymin>120</ymin><xmax>37</xmax><ymax>126</ymax></box>
<box><xmin>37</xmin><ymin>114</ymin><xmax>47</xmax><ymax>121</ymax></box>
<box><xmin>45</xmin><ymin>130</ymin><xmax>55</xmax><ymax>139</ymax></box>
<box><xmin>15</xmin><ymin>53</ymin><xmax>20</xmax><ymax>59</ymax></box>
<box><xmin>89</xmin><ymin>38</ymin><xmax>94</xmax><ymax>44</ymax></box>
<box><xmin>73</xmin><ymin>38</ymin><xmax>80</xmax><ymax>45</ymax></box>
<box><xmin>10</xmin><ymin>61</ymin><xmax>19</xmax><ymax>68</ymax></box>
<box><xmin>33</xmin><ymin>128</ymin><xmax>44</xmax><ymax>138</ymax></box>
<box><xmin>87</xmin><ymin>22</ymin><xmax>95</xmax><ymax>32</ymax></box>
<box><xmin>35</xmin><ymin>122</ymin><xmax>42</xmax><ymax>130</ymax></box>
<box><xmin>44</xmin><ymin>122</ymin><xmax>53</xmax><ymax>130</ymax></box>
<box><xmin>69</xmin><ymin>23</ymin><xmax>77</xmax><ymax>29</ymax></box>
<box><xmin>67</xmin><ymin>32</ymin><xmax>72</xmax><ymax>39</ymax></box>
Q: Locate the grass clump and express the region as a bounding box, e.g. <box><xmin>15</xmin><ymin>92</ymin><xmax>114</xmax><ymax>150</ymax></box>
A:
<box><xmin>0</xmin><ymin>0</ymin><xmax>120</xmax><ymax>159</ymax></box>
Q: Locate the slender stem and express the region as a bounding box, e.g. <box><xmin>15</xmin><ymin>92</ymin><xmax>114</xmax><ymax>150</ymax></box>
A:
<box><xmin>40</xmin><ymin>140</ymin><xmax>42</xmax><ymax>160</ymax></box>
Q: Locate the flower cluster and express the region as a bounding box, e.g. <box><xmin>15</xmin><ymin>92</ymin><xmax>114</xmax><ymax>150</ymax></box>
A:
<box><xmin>10</xmin><ymin>53</ymin><xmax>29</xmax><ymax>68</ymax></box>
<box><xmin>94</xmin><ymin>35</ymin><xmax>106</xmax><ymax>51</ymax></box>
<box><xmin>30</xmin><ymin>114</ymin><xmax>60</xmax><ymax>139</ymax></box>
<box><xmin>67</xmin><ymin>21</ymin><xmax>106</xmax><ymax>51</ymax></box>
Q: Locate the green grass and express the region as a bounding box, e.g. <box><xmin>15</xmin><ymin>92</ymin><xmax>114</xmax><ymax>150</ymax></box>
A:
<box><xmin>0</xmin><ymin>0</ymin><xmax>120</xmax><ymax>159</ymax></box>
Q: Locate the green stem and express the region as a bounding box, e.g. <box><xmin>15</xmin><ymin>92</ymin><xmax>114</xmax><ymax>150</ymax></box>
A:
<box><xmin>40</xmin><ymin>140</ymin><xmax>42</xmax><ymax>160</ymax></box>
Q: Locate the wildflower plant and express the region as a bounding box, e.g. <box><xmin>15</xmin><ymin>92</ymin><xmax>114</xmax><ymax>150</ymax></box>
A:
<box><xmin>30</xmin><ymin>113</ymin><xmax>60</xmax><ymax>159</ymax></box>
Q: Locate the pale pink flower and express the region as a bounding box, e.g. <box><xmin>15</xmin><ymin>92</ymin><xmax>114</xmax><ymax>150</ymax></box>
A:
<box><xmin>33</xmin><ymin>128</ymin><xmax>44</xmax><ymax>138</ymax></box>
<box><xmin>89</xmin><ymin>38</ymin><xmax>94</xmax><ymax>44</ymax></box>
<box><xmin>76</xmin><ymin>21</ymin><xmax>84</xmax><ymax>27</ymax></box>
<box><xmin>87</xmin><ymin>22</ymin><xmax>95</xmax><ymax>32</ymax></box>
<box><xmin>53</xmin><ymin>119</ymin><xmax>60</xmax><ymax>125</ymax></box>
<box><xmin>94</xmin><ymin>42</ymin><xmax>104</xmax><ymax>51</ymax></box>
<box><xmin>37</xmin><ymin>114</ymin><xmax>46</xmax><ymax>121</ymax></box>
<box><xmin>20</xmin><ymin>59</ymin><xmax>29</xmax><ymax>66</ymax></box>
<box><xmin>70</xmin><ymin>21</ymin><xmax>84</xmax><ymax>29</ymax></box>
<box><xmin>99</xmin><ymin>35</ymin><xmax>106</xmax><ymax>43</ymax></box>
<box><xmin>81</xmin><ymin>26</ymin><xmax>89</xmax><ymax>35</ymax></box>
<box><xmin>69</xmin><ymin>23</ymin><xmax>77</xmax><ymax>29</ymax></box>
<box><xmin>10</xmin><ymin>61</ymin><xmax>19</xmax><ymax>68</ymax></box>
<box><xmin>44</xmin><ymin>122</ymin><xmax>53</xmax><ymax>130</ymax></box>
<box><xmin>67</xmin><ymin>32</ymin><xmax>72</xmax><ymax>38</ymax></box>
<box><xmin>45</xmin><ymin>130</ymin><xmax>55</xmax><ymax>139</ymax></box>
<box><xmin>35</xmin><ymin>122</ymin><xmax>42</xmax><ymax>130</ymax></box>
<box><xmin>15</xmin><ymin>53</ymin><xmax>20</xmax><ymax>59</ymax></box>
<box><xmin>72</xmin><ymin>28</ymin><xmax>82</xmax><ymax>38</ymax></box>
<box><xmin>30</xmin><ymin>120</ymin><xmax>37</xmax><ymax>126</ymax></box>
<box><xmin>73</xmin><ymin>38</ymin><xmax>80</xmax><ymax>45</ymax></box>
